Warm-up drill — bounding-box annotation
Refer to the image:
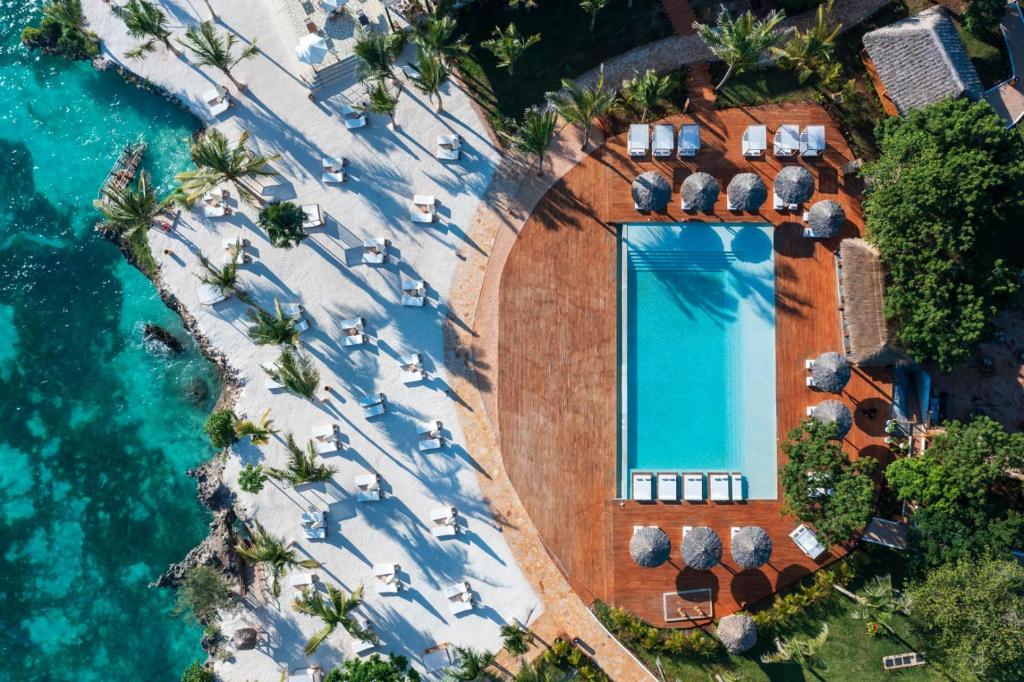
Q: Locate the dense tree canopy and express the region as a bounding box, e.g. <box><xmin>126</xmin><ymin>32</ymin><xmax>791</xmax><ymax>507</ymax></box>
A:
<box><xmin>862</xmin><ymin>98</ymin><xmax>1024</xmax><ymax>371</ymax></box>
<box><xmin>780</xmin><ymin>419</ymin><xmax>877</xmax><ymax>546</ymax></box>
<box><xmin>908</xmin><ymin>554</ymin><xmax>1024</xmax><ymax>681</ymax></box>
<box><xmin>886</xmin><ymin>416</ymin><xmax>1024</xmax><ymax>570</ymax></box>
<box><xmin>324</xmin><ymin>654</ymin><xmax>421</xmax><ymax>682</ymax></box>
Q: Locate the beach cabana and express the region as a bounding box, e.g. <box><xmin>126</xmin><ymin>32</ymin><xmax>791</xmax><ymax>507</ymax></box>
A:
<box><xmin>774</xmin><ymin>166</ymin><xmax>814</xmax><ymax>209</ymax></box>
<box><xmin>295</xmin><ymin>34</ymin><xmax>329</xmax><ymax>65</ymax></box>
<box><xmin>681</xmin><ymin>172</ymin><xmax>719</xmax><ymax>211</ymax></box>
<box><xmin>682</xmin><ymin>526</ymin><xmax>722</xmax><ymax>571</ymax></box>
<box><xmin>630</xmin><ymin>526</ymin><xmax>671</xmax><ymax>568</ymax></box>
<box><xmin>727</xmin><ymin>173</ymin><xmax>767</xmax><ymax>211</ymax></box>
<box><xmin>730</xmin><ymin>526</ymin><xmax>772</xmax><ymax>569</ymax></box>
<box><xmin>809</xmin><ymin>399</ymin><xmax>853</xmax><ymax>439</ymax></box>
<box><xmin>632</xmin><ymin>171</ymin><xmax>671</xmax><ymax>212</ymax></box>
<box><xmin>808</xmin><ymin>351</ymin><xmax>851</xmax><ymax>393</ymax></box>
<box><xmin>716</xmin><ymin>614</ymin><xmax>758</xmax><ymax>653</ymax></box>
<box><xmin>803</xmin><ymin>199</ymin><xmax>845</xmax><ymax>238</ymax></box>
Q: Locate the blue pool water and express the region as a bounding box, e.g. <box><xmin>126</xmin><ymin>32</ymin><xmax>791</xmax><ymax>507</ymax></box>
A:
<box><xmin>0</xmin><ymin>2</ymin><xmax>216</xmax><ymax>679</ymax></box>
<box><xmin>623</xmin><ymin>223</ymin><xmax>778</xmax><ymax>499</ymax></box>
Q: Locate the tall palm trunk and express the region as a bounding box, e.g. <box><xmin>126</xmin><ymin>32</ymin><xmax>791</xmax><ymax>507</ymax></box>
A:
<box><xmin>590</xmin><ymin>13</ymin><xmax>596</xmax><ymax>31</ymax></box>
<box><xmin>163</xmin><ymin>36</ymin><xmax>181</xmax><ymax>57</ymax></box>
<box><xmin>715</xmin><ymin>63</ymin><xmax>736</xmax><ymax>91</ymax></box>
<box><xmin>434</xmin><ymin>93</ymin><xmax>443</xmax><ymax>114</ymax></box>
<box><xmin>222</xmin><ymin>67</ymin><xmax>245</xmax><ymax>91</ymax></box>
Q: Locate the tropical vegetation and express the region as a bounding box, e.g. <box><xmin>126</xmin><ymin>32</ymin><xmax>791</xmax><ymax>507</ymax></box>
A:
<box><xmin>292</xmin><ymin>584</ymin><xmax>376</xmax><ymax>655</ymax></box>
<box><xmin>234</xmin><ymin>520</ymin><xmax>319</xmax><ymax>596</ymax></box>
<box><xmin>175</xmin><ymin>128</ymin><xmax>279</xmax><ymax>206</ymax></box>
<box><xmin>21</xmin><ymin>0</ymin><xmax>99</xmax><ymax>60</ymax></box>
<box><xmin>500</xmin><ymin>622</ymin><xmax>533</xmax><ymax>656</ymax></box>
<box><xmin>353</xmin><ymin>28</ymin><xmax>406</xmax><ymax>83</ymax></box>
<box><xmin>693</xmin><ymin>7</ymin><xmax>786</xmax><ymax>90</ymax></box>
<box><xmin>238</xmin><ymin>463</ymin><xmax>268</xmax><ymax>494</ymax></box>
<box><xmin>173</xmin><ymin>565</ymin><xmax>235</xmax><ymax>624</ymax></box>
<box><xmin>266</xmin><ymin>433</ymin><xmax>337</xmax><ymax>486</ymax></box>
<box><xmin>760</xmin><ymin>624</ymin><xmax>830</xmax><ymax>672</ymax></box>
<box><xmin>111</xmin><ymin>0</ymin><xmax>179</xmax><ymax>60</ymax></box>
<box><xmin>196</xmin><ymin>249</ymin><xmax>246</xmax><ymax>301</ymax></box>
<box><xmin>180</xmin><ymin>662</ymin><xmax>213</xmax><ymax>682</ymax></box>
<box><xmin>324</xmin><ymin>654</ymin><xmax>420</xmax><ymax>682</ymax></box>
<box><xmin>258</xmin><ymin>201</ymin><xmax>306</xmax><ymax>248</ymax></box>
<box><xmin>965</xmin><ymin>0</ymin><xmax>1006</xmax><ymax>38</ymax></box>
<box><xmin>264</xmin><ymin>348</ymin><xmax>320</xmax><ymax>399</ymax></box>
<box><xmin>413</xmin><ymin>12</ymin><xmax>468</xmax><ymax>69</ymax></box>
<box><xmin>95</xmin><ymin>171</ymin><xmax>164</xmax><ymax>239</ymax></box>
<box><xmin>365</xmin><ymin>78</ymin><xmax>400</xmax><ymax>128</ymax></box>
<box><xmin>500</xmin><ymin>107</ymin><xmax>558</xmax><ymax>177</ymax></box>
<box><xmin>773</xmin><ymin>0</ymin><xmax>840</xmax><ymax>84</ymax></box>
<box><xmin>411</xmin><ymin>49</ymin><xmax>450</xmax><ymax>114</ymax></box>
<box><xmin>620</xmin><ymin>69</ymin><xmax>675</xmax><ymax>123</ymax></box>
<box><xmin>246</xmin><ymin>300</ymin><xmax>301</xmax><ymax>346</ymax></box>
<box><xmin>446</xmin><ymin>647</ymin><xmax>497</xmax><ymax>681</ymax></box>
<box><xmin>579</xmin><ymin>0</ymin><xmax>609</xmax><ymax>33</ymax></box>
<box><xmin>554</xmin><ymin>71</ymin><xmax>616</xmax><ymax>150</ymax></box>
<box><xmin>234</xmin><ymin>409</ymin><xmax>277</xmax><ymax>445</ymax></box>
<box><xmin>480</xmin><ymin>23</ymin><xmax>540</xmax><ymax>76</ymax></box>
<box><xmin>203</xmin><ymin>409</ymin><xmax>237</xmax><ymax>449</ymax></box>
<box><xmin>178</xmin><ymin>21</ymin><xmax>258</xmax><ymax>90</ymax></box>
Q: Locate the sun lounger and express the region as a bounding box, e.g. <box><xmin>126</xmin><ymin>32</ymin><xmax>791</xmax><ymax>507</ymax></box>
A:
<box><xmin>710</xmin><ymin>473</ymin><xmax>730</xmax><ymax>501</ymax></box>
<box><xmin>400</xmin><ymin>63</ymin><xmax>420</xmax><ymax>79</ymax></box>
<box><xmin>632</xmin><ymin>472</ymin><xmax>654</xmax><ymax>501</ymax></box>
<box><xmin>799</xmin><ymin>125</ymin><xmax>825</xmax><ymax>157</ymax></box>
<box><xmin>402</xmin><ymin>278</ymin><xmax>426</xmax><ymax>307</ymax></box>
<box><xmin>790</xmin><ymin>524</ymin><xmax>827</xmax><ymax>559</ymax></box>
<box><xmin>657</xmin><ymin>473</ymin><xmax>678</xmax><ymax>501</ymax></box>
<box><xmin>312</xmin><ymin>423</ymin><xmax>336</xmax><ymax>439</ymax></box>
<box><xmin>678</xmin><ymin>124</ymin><xmax>700</xmax><ymax>158</ymax></box>
<box><xmin>204</xmin><ymin>202</ymin><xmax>228</xmax><ymax>218</ymax></box>
<box><xmin>652</xmin><ymin>124</ymin><xmax>674</xmax><ymax>157</ymax></box>
<box><xmin>883</xmin><ymin>652</ymin><xmax>926</xmax><ymax>671</ymax></box>
<box><xmin>359</xmin><ymin>393</ymin><xmax>386</xmax><ymax>417</ymax></box>
<box><xmin>196</xmin><ymin>283</ymin><xmax>227</xmax><ymax>306</ymax></box>
<box><xmin>422</xmin><ymin>644</ymin><xmax>456</xmax><ymax>674</ymax></box>
<box><xmin>301</xmin><ymin>203</ymin><xmax>324</xmax><ymax>230</ymax></box>
<box><xmin>683</xmin><ymin>473</ymin><xmax>704</xmax><ymax>502</ymax></box>
<box><xmin>400</xmin><ymin>352</ymin><xmax>425</xmax><ymax>383</ymax></box>
<box><xmin>288</xmin><ymin>668</ymin><xmax>323</xmax><ymax>682</ymax></box>
<box><xmin>411</xmin><ymin>194</ymin><xmax>436</xmax><ymax>223</ymax></box>
<box><xmin>730</xmin><ymin>473</ymin><xmax>744</xmax><ymax>501</ymax></box>
<box><xmin>373</xmin><ymin>563</ymin><xmax>400</xmax><ymax>594</ymax></box>
<box><xmin>773</xmin><ymin>191</ymin><xmax>798</xmax><ymax>212</ymax></box>
<box><xmin>362</xmin><ymin>237</ymin><xmax>388</xmax><ymax>265</ymax></box>
<box><xmin>774</xmin><ymin>124</ymin><xmax>799</xmax><ymax>157</ymax></box>
<box><xmin>416</xmin><ymin>420</ymin><xmax>441</xmax><ymax>437</ymax></box>
<box><xmin>321</xmin><ymin>156</ymin><xmax>346</xmax><ymax>183</ymax></box>
<box><xmin>301</xmin><ymin>509</ymin><xmax>327</xmax><ymax>540</ymax></box>
<box><xmin>418</xmin><ymin>437</ymin><xmax>443</xmax><ymax>452</ymax></box>
<box><xmin>627</xmin><ymin>123</ymin><xmax>649</xmax><ymax>157</ymax></box>
<box><xmin>342</xmin><ymin>316</ymin><xmax>365</xmax><ymax>346</ymax></box>
<box><xmin>436</xmin><ymin>133</ymin><xmax>462</xmax><ymax>160</ymax></box>
<box><xmin>355</xmin><ymin>472</ymin><xmax>381</xmax><ymax>502</ymax></box>
<box><xmin>445</xmin><ymin>581</ymin><xmax>474</xmax><ymax>615</ymax></box>
<box><xmin>282</xmin><ymin>302</ymin><xmax>304</xmax><ymax>318</ymax></box>
<box><xmin>344</xmin><ymin>333</ymin><xmax>366</xmax><ymax>347</ymax></box>
<box><xmin>288</xmin><ymin>572</ymin><xmax>317</xmax><ymax>588</ymax></box>
<box><xmin>203</xmin><ymin>86</ymin><xmax>231</xmax><ymax>116</ymax></box>
<box><xmin>430</xmin><ymin>506</ymin><xmax>459</xmax><ymax>538</ymax></box>
<box><xmin>742</xmin><ymin>125</ymin><xmax>767</xmax><ymax>157</ymax></box>
<box><xmin>341</xmin><ymin>103</ymin><xmax>366</xmax><ymax>129</ymax></box>
<box><xmin>432</xmin><ymin>506</ymin><xmax>457</xmax><ymax>523</ymax></box>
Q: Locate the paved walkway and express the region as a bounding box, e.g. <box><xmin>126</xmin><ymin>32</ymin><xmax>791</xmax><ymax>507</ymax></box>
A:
<box><xmin>984</xmin><ymin>1</ymin><xmax>1024</xmax><ymax>126</ymax></box>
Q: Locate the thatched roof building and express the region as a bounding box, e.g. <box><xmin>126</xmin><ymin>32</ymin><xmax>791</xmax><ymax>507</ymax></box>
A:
<box><xmin>839</xmin><ymin>238</ymin><xmax>905</xmax><ymax>366</ymax></box>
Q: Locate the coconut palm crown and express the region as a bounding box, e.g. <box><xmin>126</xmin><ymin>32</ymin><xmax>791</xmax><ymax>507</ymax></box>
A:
<box><xmin>694</xmin><ymin>7</ymin><xmax>787</xmax><ymax>90</ymax></box>
<box><xmin>555</xmin><ymin>68</ymin><xmax>616</xmax><ymax>149</ymax></box>
<box><xmin>264</xmin><ymin>347</ymin><xmax>320</xmax><ymax>399</ymax></box>
<box><xmin>412</xmin><ymin>48</ymin><xmax>450</xmax><ymax>113</ymax></box>
<box><xmin>292</xmin><ymin>584</ymin><xmax>377</xmax><ymax>655</ymax></box>
<box><xmin>96</xmin><ymin>170</ymin><xmax>164</xmax><ymax>237</ymax></box>
<box><xmin>178</xmin><ymin>21</ymin><xmax>259</xmax><ymax>90</ymax></box>
<box><xmin>235</xmin><ymin>520</ymin><xmax>319</xmax><ymax>596</ymax></box>
<box><xmin>501</xmin><ymin>107</ymin><xmax>558</xmax><ymax>177</ymax></box>
<box><xmin>353</xmin><ymin>28</ymin><xmax>406</xmax><ymax>83</ymax></box>
<box><xmin>414</xmin><ymin>13</ymin><xmax>469</xmax><ymax>68</ymax></box>
<box><xmin>773</xmin><ymin>0</ymin><xmax>840</xmax><ymax>83</ymax></box>
<box><xmin>175</xmin><ymin>128</ymin><xmax>279</xmax><ymax>206</ymax></box>
<box><xmin>112</xmin><ymin>0</ymin><xmax>179</xmax><ymax>60</ymax></box>
<box><xmin>621</xmin><ymin>69</ymin><xmax>674</xmax><ymax>122</ymax></box>
<box><xmin>246</xmin><ymin>299</ymin><xmax>300</xmax><ymax>346</ymax></box>
<box><xmin>480</xmin><ymin>23</ymin><xmax>540</xmax><ymax>76</ymax></box>
<box><xmin>266</xmin><ymin>433</ymin><xmax>337</xmax><ymax>487</ymax></box>
<box><xmin>447</xmin><ymin>647</ymin><xmax>498</xmax><ymax>681</ymax></box>
<box><xmin>234</xmin><ymin>408</ymin><xmax>277</xmax><ymax>445</ymax></box>
<box><xmin>196</xmin><ymin>249</ymin><xmax>246</xmax><ymax>300</ymax></box>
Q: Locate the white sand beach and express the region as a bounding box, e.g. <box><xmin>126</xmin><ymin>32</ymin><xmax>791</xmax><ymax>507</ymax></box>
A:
<box><xmin>81</xmin><ymin>0</ymin><xmax>542</xmax><ymax>677</ymax></box>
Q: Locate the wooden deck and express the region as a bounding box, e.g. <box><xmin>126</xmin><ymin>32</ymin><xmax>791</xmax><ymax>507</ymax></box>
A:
<box><xmin>494</xmin><ymin>101</ymin><xmax>892</xmax><ymax>626</ymax></box>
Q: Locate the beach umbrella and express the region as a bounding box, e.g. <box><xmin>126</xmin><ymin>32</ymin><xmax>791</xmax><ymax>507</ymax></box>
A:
<box><xmin>811</xmin><ymin>399</ymin><xmax>853</xmax><ymax>439</ymax></box>
<box><xmin>232</xmin><ymin>627</ymin><xmax>259</xmax><ymax>650</ymax></box>
<box><xmin>774</xmin><ymin>165</ymin><xmax>814</xmax><ymax>205</ymax></box>
<box><xmin>296</xmin><ymin>34</ymin><xmax>329</xmax><ymax>65</ymax></box>
<box><xmin>681</xmin><ymin>526</ymin><xmax>722</xmax><ymax>571</ymax></box>
<box><xmin>727</xmin><ymin>173</ymin><xmax>767</xmax><ymax>211</ymax></box>
<box><xmin>810</xmin><ymin>351</ymin><xmax>851</xmax><ymax>393</ymax></box>
<box><xmin>681</xmin><ymin>172</ymin><xmax>719</xmax><ymax>211</ymax></box>
<box><xmin>630</xmin><ymin>526</ymin><xmax>670</xmax><ymax>568</ymax></box>
<box><xmin>805</xmin><ymin>199</ymin><xmax>845</xmax><ymax>238</ymax></box>
<box><xmin>716</xmin><ymin>614</ymin><xmax>758</xmax><ymax>653</ymax></box>
<box><xmin>730</xmin><ymin>526</ymin><xmax>773</xmax><ymax>570</ymax></box>
<box><xmin>632</xmin><ymin>171</ymin><xmax>671</xmax><ymax>212</ymax></box>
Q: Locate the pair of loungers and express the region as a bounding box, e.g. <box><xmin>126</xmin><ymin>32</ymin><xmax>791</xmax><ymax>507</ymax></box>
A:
<box><xmin>628</xmin><ymin>123</ymin><xmax>700</xmax><ymax>158</ymax></box>
<box><xmin>312</xmin><ymin>423</ymin><xmax>341</xmax><ymax>455</ymax></box>
<box><xmin>417</xmin><ymin>419</ymin><xmax>443</xmax><ymax>452</ymax></box>
<box><xmin>632</xmin><ymin>471</ymin><xmax>744</xmax><ymax>502</ymax></box>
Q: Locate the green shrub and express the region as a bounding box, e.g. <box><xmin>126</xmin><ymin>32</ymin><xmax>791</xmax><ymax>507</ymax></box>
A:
<box><xmin>204</xmin><ymin>410</ymin><xmax>237</xmax><ymax>449</ymax></box>
<box><xmin>20</xmin><ymin>27</ymin><xmax>43</xmax><ymax>48</ymax></box>
<box><xmin>174</xmin><ymin>565</ymin><xmax>235</xmax><ymax>623</ymax></box>
<box><xmin>965</xmin><ymin>0</ymin><xmax>1006</xmax><ymax>38</ymax></box>
<box><xmin>180</xmin><ymin>661</ymin><xmax>213</xmax><ymax>682</ymax></box>
<box><xmin>21</xmin><ymin>1</ymin><xmax>100</xmax><ymax>61</ymax></box>
<box><xmin>258</xmin><ymin>201</ymin><xmax>307</xmax><ymax>248</ymax></box>
<box><xmin>238</xmin><ymin>463</ymin><xmax>267</xmax><ymax>494</ymax></box>
<box><xmin>593</xmin><ymin>602</ymin><xmax>722</xmax><ymax>658</ymax></box>
<box><xmin>749</xmin><ymin>562</ymin><xmax>853</xmax><ymax>632</ymax></box>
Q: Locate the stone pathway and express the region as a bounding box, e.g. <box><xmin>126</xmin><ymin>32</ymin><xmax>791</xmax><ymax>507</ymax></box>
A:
<box><xmin>984</xmin><ymin>1</ymin><xmax>1024</xmax><ymax>126</ymax></box>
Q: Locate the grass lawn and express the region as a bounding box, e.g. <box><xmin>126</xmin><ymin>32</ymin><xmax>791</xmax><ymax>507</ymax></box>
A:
<box><xmin>454</xmin><ymin>0</ymin><xmax>673</xmax><ymax>132</ymax></box>
<box><xmin>709</xmin><ymin>64</ymin><xmax>819</xmax><ymax>108</ymax></box>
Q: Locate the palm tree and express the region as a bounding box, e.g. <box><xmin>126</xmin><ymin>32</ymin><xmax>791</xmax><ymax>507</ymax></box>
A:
<box><xmin>292</xmin><ymin>584</ymin><xmax>377</xmax><ymax>655</ymax></box>
<box><xmin>446</xmin><ymin>647</ymin><xmax>497</xmax><ymax>681</ymax></box>
<box><xmin>849</xmin><ymin>574</ymin><xmax>908</xmax><ymax>635</ymax></box>
<box><xmin>774</xmin><ymin>0</ymin><xmax>840</xmax><ymax>83</ymax></box>
<box><xmin>555</xmin><ymin>69</ymin><xmax>616</xmax><ymax>149</ymax></box>
<box><xmin>579</xmin><ymin>0</ymin><xmax>609</xmax><ymax>32</ymax></box>
<box><xmin>196</xmin><ymin>250</ymin><xmax>245</xmax><ymax>300</ymax></box>
<box><xmin>266</xmin><ymin>433</ymin><xmax>337</xmax><ymax>487</ymax></box>
<box><xmin>501</xmin><ymin>107</ymin><xmax>558</xmax><ymax>177</ymax></box>
<box><xmin>178</xmin><ymin>21</ymin><xmax>259</xmax><ymax>90</ymax></box>
<box><xmin>480</xmin><ymin>23</ymin><xmax>540</xmax><ymax>76</ymax></box>
<box><xmin>265</xmin><ymin>348</ymin><xmax>320</xmax><ymax>399</ymax></box>
<box><xmin>174</xmin><ymin>128</ymin><xmax>279</xmax><ymax>206</ymax></box>
<box><xmin>43</xmin><ymin>0</ymin><xmax>86</xmax><ymax>30</ymax></box>
<box><xmin>411</xmin><ymin>49</ymin><xmax>450</xmax><ymax>113</ymax></box>
<box><xmin>235</xmin><ymin>520</ymin><xmax>319</xmax><ymax>596</ymax></box>
<box><xmin>621</xmin><ymin>69</ymin><xmax>674</xmax><ymax>122</ymax></box>
<box><xmin>413</xmin><ymin>13</ymin><xmax>468</xmax><ymax>68</ymax></box>
<box><xmin>111</xmin><ymin>0</ymin><xmax>180</xmax><ymax>60</ymax></box>
<box><xmin>365</xmin><ymin>78</ymin><xmax>400</xmax><ymax>128</ymax></box>
<box><xmin>246</xmin><ymin>299</ymin><xmax>300</xmax><ymax>346</ymax></box>
<box><xmin>353</xmin><ymin>28</ymin><xmax>406</xmax><ymax>83</ymax></box>
<box><xmin>96</xmin><ymin>170</ymin><xmax>163</xmax><ymax>237</ymax></box>
<box><xmin>760</xmin><ymin>624</ymin><xmax>829</xmax><ymax>673</ymax></box>
<box><xmin>500</xmin><ymin>622</ymin><xmax>533</xmax><ymax>656</ymax></box>
<box><xmin>693</xmin><ymin>7</ymin><xmax>786</xmax><ymax>91</ymax></box>
<box><xmin>511</xmin><ymin>660</ymin><xmax>572</xmax><ymax>682</ymax></box>
<box><xmin>234</xmin><ymin>408</ymin><xmax>277</xmax><ymax>445</ymax></box>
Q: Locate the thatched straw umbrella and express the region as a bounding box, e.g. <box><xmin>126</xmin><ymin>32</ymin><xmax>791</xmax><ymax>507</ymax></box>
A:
<box><xmin>727</xmin><ymin>173</ymin><xmax>767</xmax><ymax>211</ymax></box>
<box><xmin>681</xmin><ymin>526</ymin><xmax>722</xmax><ymax>571</ymax></box>
<box><xmin>810</xmin><ymin>351</ymin><xmax>851</xmax><ymax>393</ymax></box>
<box><xmin>632</xmin><ymin>172</ymin><xmax>671</xmax><ymax>212</ymax></box>
<box><xmin>681</xmin><ymin>172</ymin><xmax>719</xmax><ymax>211</ymax></box>
<box><xmin>774</xmin><ymin>165</ymin><xmax>814</xmax><ymax>205</ymax></box>
<box><xmin>730</xmin><ymin>526</ymin><xmax>773</xmax><ymax>570</ymax></box>
<box><xmin>716</xmin><ymin>614</ymin><xmax>758</xmax><ymax>653</ymax></box>
<box><xmin>805</xmin><ymin>200</ymin><xmax>845</xmax><ymax>237</ymax></box>
<box><xmin>811</xmin><ymin>399</ymin><xmax>853</xmax><ymax>439</ymax></box>
<box><xmin>630</xmin><ymin>526</ymin><xmax>670</xmax><ymax>568</ymax></box>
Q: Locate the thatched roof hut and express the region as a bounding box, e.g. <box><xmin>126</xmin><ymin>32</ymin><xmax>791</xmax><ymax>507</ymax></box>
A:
<box><xmin>681</xmin><ymin>526</ymin><xmax>722</xmax><ymax>571</ymax></box>
<box><xmin>806</xmin><ymin>200</ymin><xmax>846</xmax><ymax>238</ymax></box>
<box><xmin>774</xmin><ymin>166</ymin><xmax>815</xmax><ymax>205</ymax></box>
<box><xmin>630</xmin><ymin>526</ymin><xmax>670</xmax><ymax>568</ymax></box>
<box><xmin>811</xmin><ymin>399</ymin><xmax>853</xmax><ymax>439</ymax></box>
<box><xmin>632</xmin><ymin>172</ymin><xmax>671</xmax><ymax>212</ymax></box>
<box><xmin>730</xmin><ymin>526</ymin><xmax>773</xmax><ymax>569</ymax></box>
<box><xmin>727</xmin><ymin>173</ymin><xmax>767</xmax><ymax>211</ymax></box>
<box><xmin>716</xmin><ymin>614</ymin><xmax>758</xmax><ymax>653</ymax></box>
<box><xmin>681</xmin><ymin>172</ymin><xmax>719</xmax><ymax>211</ymax></box>
<box><xmin>839</xmin><ymin>239</ymin><xmax>906</xmax><ymax>366</ymax></box>
<box><xmin>810</xmin><ymin>351</ymin><xmax>851</xmax><ymax>393</ymax></box>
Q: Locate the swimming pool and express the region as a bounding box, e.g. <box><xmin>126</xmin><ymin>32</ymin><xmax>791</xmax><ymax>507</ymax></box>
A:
<box><xmin>620</xmin><ymin>223</ymin><xmax>778</xmax><ymax>499</ymax></box>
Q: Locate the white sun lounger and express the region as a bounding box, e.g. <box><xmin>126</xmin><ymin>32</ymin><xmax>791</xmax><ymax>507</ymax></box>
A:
<box><xmin>411</xmin><ymin>194</ymin><xmax>436</xmax><ymax>223</ymax></box>
<box><xmin>196</xmin><ymin>283</ymin><xmax>227</xmax><ymax>306</ymax></box>
<box><xmin>288</xmin><ymin>572</ymin><xmax>316</xmax><ymax>588</ymax></box>
<box><xmin>344</xmin><ymin>332</ymin><xmax>366</xmax><ymax>347</ymax></box>
<box><xmin>627</xmin><ymin>123</ymin><xmax>649</xmax><ymax>157</ymax></box>
<box><xmin>362</xmin><ymin>237</ymin><xmax>388</xmax><ymax>265</ymax></box>
<box><xmin>418</xmin><ymin>437</ymin><xmax>443</xmax><ymax>452</ymax></box>
<box><xmin>799</xmin><ymin>125</ymin><xmax>825</xmax><ymax>157</ymax></box>
<box><xmin>301</xmin><ymin>203</ymin><xmax>324</xmax><ymax>230</ymax></box>
<box><xmin>436</xmin><ymin>133</ymin><xmax>462</xmax><ymax>160</ymax></box>
<box><xmin>416</xmin><ymin>420</ymin><xmax>441</xmax><ymax>437</ymax></box>
<box><xmin>203</xmin><ymin>86</ymin><xmax>231</xmax><ymax>116</ymax></box>
<box><xmin>774</xmin><ymin>124</ymin><xmax>799</xmax><ymax>157</ymax></box>
<box><xmin>432</xmin><ymin>506</ymin><xmax>457</xmax><ymax>523</ymax></box>
<box><xmin>342</xmin><ymin>316</ymin><xmax>365</xmax><ymax>346</ymax></box>
<box><xmin>373</xmin><ymin>563</ymin><xmax>400</xmax><ymax>594</ymax></box>
<box><xmin>355</xmin><ymin>472</ymin><xmax>381</xmax><ymax>502</ymax></box>
<box><xmin>632</xmin><ymin>472</ymin><xmax>654</xmax><ymax>501</ymax></box>
<box><xmin>363</xmin><ymin>403</ymin><xmax>387</xmax><ymax>418</ymax></box>
<box><xmin>683</xmin><ymin>473</ymin><xmax>704</xmax><ymax>501</ymax></box>
<box><xmin>742</xmin><ymin>125</ymin><xmax>767</xmax><ymax>157</ymax></box>
<box><xmin>301</xmin><ymin>509</ymin><xmax>327</xmax><ymax>540</ymax></box>
<box><xmin>445</xmin><ymin>581</ymin><xmax>474</xmax><ymax>614</ymax></box>
<box><xmin>400</xmin><ymin>352</ymin><xmax>425</xmax><ymax>383</ymax></box>
<box><xmin>312</xmin><ymin>423</ymin><xmax>337</xmax><ymax>439</ymax></box>
<box><xmin>359</xmin><ymin>393</ymin><xmax>386</xmax><ymax>417</ymax></box>
<box><xmin>710</xmin><ymin>473</ymin><xmax>731</xmax><ymax>501</ymax></box>
<box><xmin>773</xmin><ymin>191</ymin><xmax>798</xmax><ymax>212</ymax></box>
<box><xmin>321</xmin><ymin>156</ymin><xmax>346</xmax><ymax>183</ymax></box>
<box><xmin>315</xmin><ymin>438</ymin><xmax>341</xmax><ymax>455</ymax></box>
<box><xmin>402</xmin><ymin>278</ymin><xmax>426</xmax><ymax>307</ymax></box>
<box><xmin>790</xmin><ymin>524</ymin><xmax>827</xmax><ymax>559</ymax></box>
<box><xmin>652</xmin><ymin>124</ymin><xmax>674</xmax><ymax>157</ymax></box>
<box><xmin>657</xmin><ymin>473</ymin><xmax>678</xmax><ymax>501</ymax></box>
<box><xmin>678</xmin><ymin>124</ymin><xmax>700</xmax><ymax>157</ymax></box>
<box><xmin>730</xmin><ymin>473</ymin><xmax>744</xmax><ymax>501</ymax></box>
<box><xmin>288</xmin><ymin>668</ymin><xmax>322</xmax><ymax>682</ymax></box>
<box><xmin>341</xmin><ymin>103</ymin><xmax>366</xmax><ymax>129</ymax></box>
<box><xmin>422</xmin><ymin>644</ymin><xmax>455</xmax><ymax>674</ymax></box>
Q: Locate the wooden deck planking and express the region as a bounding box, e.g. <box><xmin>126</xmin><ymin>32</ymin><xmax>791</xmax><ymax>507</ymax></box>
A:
<box><xmin>496</xmin><ymin>101</ymin><xmax>893</xmax><ymax>625</ymax></box>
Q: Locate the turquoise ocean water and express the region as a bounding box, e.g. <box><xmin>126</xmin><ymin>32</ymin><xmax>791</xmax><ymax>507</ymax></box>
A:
<box><xmin>0</xmin><ymin>2</ymin><xmax>217</xmax><ymax>679</ymax></box>
<box><xmin>624</xmin><ymin>223</ymin><xmax>778</xmax><ymax>499</ymax></box>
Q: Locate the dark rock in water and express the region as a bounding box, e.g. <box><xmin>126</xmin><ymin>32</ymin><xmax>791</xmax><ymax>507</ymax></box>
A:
<box><xmin>232</xmin><ymin>628</ymin><xmax>258</xmax><ymax>650</ymax></box>
<box><xmin>143</xmin><ymin>324</ymin><xmax>184</xmax><ymax>354</ymax></box>
<box><xmin>183</xmin><ymin>377</ymin><xmax>210</xmax><ymax>406</ymax></box>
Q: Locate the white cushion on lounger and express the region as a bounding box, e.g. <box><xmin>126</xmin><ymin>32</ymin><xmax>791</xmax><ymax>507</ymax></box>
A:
<box><xmin>683</xmin><ymin>473</ymin><xmax>704</xmax><ymax>501</ymax></box>
<box><xmin>657</xmin><ymin>473</ymin><xmax>678</xmax><ymax>501</ymax></box>
<box><xmin>632</xmin><ymin>472</ymin><xmax>654</xmax><ymax>501</ymax></box>
<box><xmin>710</xmin><ymin>473</ymin><xmax>730</xmax><ymax>501</ymax></box>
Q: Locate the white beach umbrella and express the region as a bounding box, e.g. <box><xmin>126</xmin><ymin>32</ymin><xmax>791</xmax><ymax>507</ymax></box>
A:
<box><xmin>296</xmin><ymin>34</ymin><xmax>329</xmax><ymax>65</ymax></box>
